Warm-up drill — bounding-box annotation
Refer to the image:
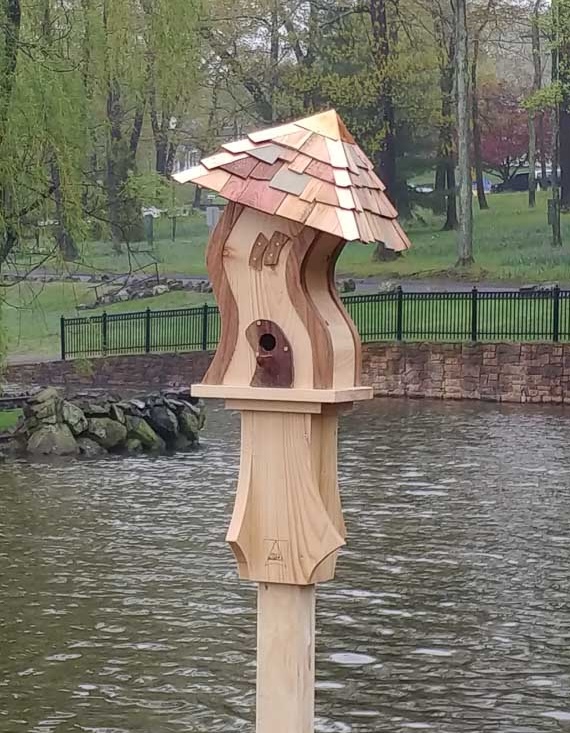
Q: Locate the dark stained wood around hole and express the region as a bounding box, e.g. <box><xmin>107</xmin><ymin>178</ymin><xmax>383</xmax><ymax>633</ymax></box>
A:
<box><xmin>246</xmin><ymin>320</ymin><xmax>294</xmax><ymax>388</ymax></box>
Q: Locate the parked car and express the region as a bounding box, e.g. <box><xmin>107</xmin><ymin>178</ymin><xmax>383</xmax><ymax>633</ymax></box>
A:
<box><xmin>492</xmin><ymin>170</ymin><xmax>558</xmax><ymax>193</ymax></box>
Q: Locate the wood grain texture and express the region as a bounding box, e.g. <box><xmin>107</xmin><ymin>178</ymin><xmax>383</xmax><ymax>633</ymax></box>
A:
<box><xmin>296</xmin><ymin>109</ymin><xmax>356</xmax><ymax>143</ymax></box>
<box><xmin>192</xmin><ymin>384</ymin><xmax>373</xmax><ymax>402</ymax></box>
<box><xmin>246</xmin><ymin>319</ymin><xmax>294</xmax><ymax>388</ymax></box>
<box><xmin>202</xmin><ymin>201</ymin><xmax>244</xmax><ymax>385</ymax></box>
<box><xmin>220</xmin><ymin>156</ymin><xmax>259</xmax><ymax>178</ymax></box>
<box><xmin>202</xmin><ymin>151</ymin><xmax>246</xmax><ymax>169</ymax></box>
<box><xmin>273</xmin><ymin>129</ymin><xmax>313</xmax><ymax>150</ymax></box>
<box><xmin>223</xmin><ymin>138</ymin><xmax>259</xmax><ymax>154</ymax></box>
<box><xmin>220</xmin><ymin>175</ymin><xmax>249</xmax><ymax>202</ymax></box>
<box><xmin>220</xmin><ymin>209</ymin><xmax>316</xmax><ymax>389</ymax></box>
<box><xmin>250</xmin><ymin>160</ymin><xmax>284</xmax><ymax>180</ymax></box>
<box><xmin>310</xmin><ymin>409</ymin><xmax>346</xmax><ymax>583</ymax></box>
<box><xmin>325</xmin><ymin>138</ymin><xmax>350</xmax><ymax>169</ymax></box>
<box><xmin>303</xmin><ymin>232</ymin><xmax>359</xmax><ymax>389</ymax></box>
<box><xmin>249</xmin><ymin>122</ymin><xmax>300</xmax><ymax>143</ymax></box>
<box><xmin>256</xmin><ymin>584</ymin><xmax>315</xmax><ymax>733</ymax></box>
<box><xmin>288</xmin><ymin>153</ymin><xmax>312</xmax><ymax>173</ymax></box>
<box><xmin>305</xmin><ymin>159</ymin><xmax>336</xmax><ymax>184</ymax></box>
<box><xmin>225</xmin><ymin>399</ymin><xmax>323</xmax><ymax>414</ymax></box>
<box><xmin>275</xmin><ymin>194</ymin><xmax>315</xmax><ymax>224</ymax></box>
<box><xmin>305</xmin><ymin>203</ymin><xmax>343</xmax><ymax>237</ymax></box>
<box><xmin>300</xmin><ymin>134</ymin><xmax>331</xmax><ymax>164</ymax></box>
<box><xmin>239</xmin><ymin>178</ymin><xmax>287</xmax><ymax>214</ymax></box>
<box><xmin>286</xmin><ymin>228</ymin><xmax>334</xmax><ymax>389</ymax></box>
<box><xmin>191</xmin><ymin>169</ymin><xmax>231</xmax><ymax>191</ymax></box>
<box><xmin>328</xmin><ymin>241</ymin><xmax>362</xmax><ymax>385</ymax></box>
<box><xmin>226</xmin><ymin>410</ymin><xmax>345</xmax><ymax>584</ymax></box>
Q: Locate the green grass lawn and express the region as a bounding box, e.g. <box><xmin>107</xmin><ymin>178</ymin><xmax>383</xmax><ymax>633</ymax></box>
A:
<box><xmin>0</xmin><ymin>409</ymin><xmax>21</xmax><ymax>431</ymax></box>
<box><xmin>1</xmin><ymin>281</ymin><xmax>212</xmax><ymax>359</ymax></box>
<box><xmin>338</xmin><ymin>192</ymin><xmax>570</xmax><ymax>282</ymax></box>
<box><xmin>3</xmin><ymin>190</ymin><xmax>570</xmax><ymax>360</ymax></box>
<box><xmin>8</xmin><ymin>191</ymin><xmax>570</xmax><ymax>285</ymax></box>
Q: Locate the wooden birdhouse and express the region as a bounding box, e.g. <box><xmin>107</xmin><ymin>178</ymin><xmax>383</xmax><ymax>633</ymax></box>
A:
<box><xmin>173</xmin><ymin>110</ymin><xmax>410</xmax><ymax>733</ymax></box>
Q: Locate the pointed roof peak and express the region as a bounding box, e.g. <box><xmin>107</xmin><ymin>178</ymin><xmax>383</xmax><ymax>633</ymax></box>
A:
<box><xmin>296</xmin><ymin>110</ymin><xmax>356</xmax><ymax>144</ymax></box>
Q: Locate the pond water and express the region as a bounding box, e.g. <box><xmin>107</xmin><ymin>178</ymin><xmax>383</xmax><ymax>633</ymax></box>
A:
<box><xmin>1</xmin><ymin>399</ymin><xmax>570</xmax><ymax>733</ymax></box>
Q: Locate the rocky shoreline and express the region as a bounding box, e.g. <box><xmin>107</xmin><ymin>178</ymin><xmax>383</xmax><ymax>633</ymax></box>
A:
<box><xmin>1</xmin><ymin>387</ymin><xmax>206</xmax><ymax>459</ymax></box>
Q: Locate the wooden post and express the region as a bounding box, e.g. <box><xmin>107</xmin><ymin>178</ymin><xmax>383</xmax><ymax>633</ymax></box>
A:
<box><xmin>173</xmin><ymin>110</ymin><xmax>411</xmax><ymax>730</ymax></box>
<box><xmin>257</xmin><ymin>584</ymin><xmax>315</xmax><ymax>733</ymax></box>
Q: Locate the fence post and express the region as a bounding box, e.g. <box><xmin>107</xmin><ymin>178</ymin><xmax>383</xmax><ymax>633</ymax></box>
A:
<box><xmin>60</xmin><ymin>316</ymin><xmax>66</xmax><ymax>361</ymax></box>
<box><xmin>553</xmin><ymin>285</ymin><xmax>561</xmax><ymax>342</ymax></box>
<box><xmin>396</xmin><ymin>286</ymin><xmax>403</xmax><ymax>341</ymax></box>
<box><xmin>202</xmin><ymin>303</ymin><xmax>209</xmax><ymax>351</ymax></box>
<box><xmin>102</xmin><ymin>311</ymin><xmax>108</xmax><ymax>356</ymax></box>
<box><xmin>145</xmin><ymin>308</ymin><xmax>152</xmax><ymax>353</ymax></box>
<box><xmin>471</xmin><ymin>287</ymin><xmax>478</xmax><ymax>342</ymax></box>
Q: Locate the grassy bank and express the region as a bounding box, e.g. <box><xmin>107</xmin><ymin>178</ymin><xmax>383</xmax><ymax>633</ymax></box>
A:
<box><xmin>3</xmin><ymin>190</ymin><xmax>570</xmax><ymax>360</ymax></box>
<box><xmin>8</xmin><ymin>191</ymin><xmax>570</xmax><ymax>285</ymax></box>
<box><xmin>339</xmin><ymin>192</ymin><xmax>570</xmax><ymax>282</ymax></box>
<box><xmin>2</xmin><ymin>282</ymin><xmax>212</xmax><ymax>359</ymax></box>
<box><xmin>0</xmin><ymin>410</ymin><xmax>21</xmax><ymax>431</ymax></box>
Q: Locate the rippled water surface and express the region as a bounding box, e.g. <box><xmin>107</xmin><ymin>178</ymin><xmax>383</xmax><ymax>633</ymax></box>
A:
<box><xmin>1</xmin><ymin>399</ymin><xmax>570</xmax><ymax>732</ymax></box>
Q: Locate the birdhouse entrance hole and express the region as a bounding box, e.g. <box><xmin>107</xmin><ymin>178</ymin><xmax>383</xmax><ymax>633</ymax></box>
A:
<box><xmin>259</xmin><ymin>333</ymin><xmax>277</xmax><ymax>352</ymax></box>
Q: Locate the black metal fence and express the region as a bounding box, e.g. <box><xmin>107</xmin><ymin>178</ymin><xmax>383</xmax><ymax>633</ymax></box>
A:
<box><xmin>60</xmin><ymin>287</ymin><xmax>570</xmax><ymax>360</ymax></box>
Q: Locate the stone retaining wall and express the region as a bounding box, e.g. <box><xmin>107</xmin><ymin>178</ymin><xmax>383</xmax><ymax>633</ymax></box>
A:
<box><xmin>5</xmin><ymin>342</ymin><xmax>570</xmax><ymax>404</ymax></box>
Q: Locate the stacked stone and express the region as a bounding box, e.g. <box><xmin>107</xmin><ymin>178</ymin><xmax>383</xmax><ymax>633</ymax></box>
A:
<box><xmin>12</xmin><ymin>387</ymin><xmax>206</xmax><ymax>458</ymax></box>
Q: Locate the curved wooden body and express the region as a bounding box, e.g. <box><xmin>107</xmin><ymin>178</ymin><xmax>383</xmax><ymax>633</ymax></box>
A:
<box><xmin>227</xmin><ymin>403</ymin><xmax>346</xmax><ymax>585</ymax></box>
<box><xmin>203</xmin><ymin>201</ymin><xmax>361</xmax><ymax>392</ymax></box>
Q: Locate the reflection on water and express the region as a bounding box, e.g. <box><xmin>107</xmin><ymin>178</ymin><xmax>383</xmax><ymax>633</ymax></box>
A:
<box><xmin>1</xmin><ymin>399</ymin><xmax>570</xmax><ymax>732</ymax></box>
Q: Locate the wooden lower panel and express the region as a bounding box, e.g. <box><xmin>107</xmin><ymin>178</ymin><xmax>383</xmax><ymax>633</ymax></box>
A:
<box><xmin>226</xmin><ymin>410</ymin><xmax>345</xmax><ymax>585</ymax></box>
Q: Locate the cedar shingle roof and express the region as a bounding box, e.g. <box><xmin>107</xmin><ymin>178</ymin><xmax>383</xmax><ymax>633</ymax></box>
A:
<box><xmin>172</xmin><ymin>110</ymin><xmax>411</xmax><ymax>251</ymax></box>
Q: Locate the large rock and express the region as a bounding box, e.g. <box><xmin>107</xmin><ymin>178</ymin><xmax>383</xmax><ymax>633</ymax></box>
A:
<box><xmin>29</xmin><ymin>387</ymin><xmax>59</xmax><ymax>405</ymax></box>
<box><xmin>179</xmin><ymin>408</ymin><xmax>201</xmax><ymax>442</ymax></box>
<box><xmin>87</xmin><ymin>418</ymin><xmax>128</xmax><ymax>449</ymax></box>
<box><xmin>126</xmin><ymin>438</ymin><xmax>143</xmax><ymax>455</ymax></box>
<box><xmin>148</xmin><ymin>406</ymin><xmax>179</xmax><ymax>443</ymax></box>
<box><xmin>77</xmin><ymin>437</ymin><xmax>106</xmax><ymax>458</ymax></box>
<box><xmin>62</xmin><ymin>401</ymin><xmax>88</xmax><ymax>436</ymax></box>
<box><xmin>30</xmin><ymin>399</ymin><xmax>58</xmax><ymax>424</ymax></box>
<box><xmin>110</xmin><ymin>404</ymin><xmax>126</xmax><ymax>425</ymax></box>
<box><xmin>82</xmin><ymin>403</ymin><xmax>111</xmax><ymax>417</ymax></box>
<box><xmin>27</xmin><ymin>425</ymin><xmax>78</xmax><ymax>456</ymax></box>
<box><xmin>126</xmin><ymin>416</ymin><xmax>165</xmax><ymax>453</ymax></box>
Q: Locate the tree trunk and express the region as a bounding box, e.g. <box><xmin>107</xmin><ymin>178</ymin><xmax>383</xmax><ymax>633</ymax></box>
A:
<box><xmin>370</xmin><ymin>0</ymin><xmax>398</xmax><ymax>202</ymax></box>
<box><xmin>455</xmin><ymin>0</ymin><xmax>474</xmax><ymax>266</ymax></box>
<box><xmin>560</xmin><ymin>107</ymin><xmax>570</xmax><ymax>211</ymax></box>
<box><xmin>0</xmin><ymin>0</ymin><xmax>21</xmax><ymax>266</ymax></box>
<box><xmin>434</xmin><ymin>162</ymin><xmax>446</xmax><ymax>214</ymax></box>
<box><xmin>528</xmin><ymin>112</ymin><xmax>537</xmax><ymax>208</ymax></box>
<box><xmin>551</xmin><ymin>27</ymin><xmax>563</xmax><ymax>246</ymax></box>
<box><xmin>50</xmin><ymin>159</ymin><xmax>79</xmax><ymax>261</ymax></box>
<box><xmin>471</xmin><ymin>37</ymin><xmax>489</xmax><ymax>211</ymax></box>
<box><xmin>443</xmin><ymin>163</ymin><xmax>458</xmax><ymax>230</ymax></box>
<box><xmin>434</xmin><ymin>8</ymin><xmax>457</xmax><ymax>230</ymax></box>
<box><xmin>538</xmin><ymin>114</ymin><xmax>548</xmax><ymax>182</ymax></box>
<box><xmin>192</xmin><ymin>185</ymin><xmax>202</xmax><ymax>210</ymax></box>
<box><xmin>530</xmin><ymin>1</ymin><xmax>544</xmax><ymax>197</ymax></box>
